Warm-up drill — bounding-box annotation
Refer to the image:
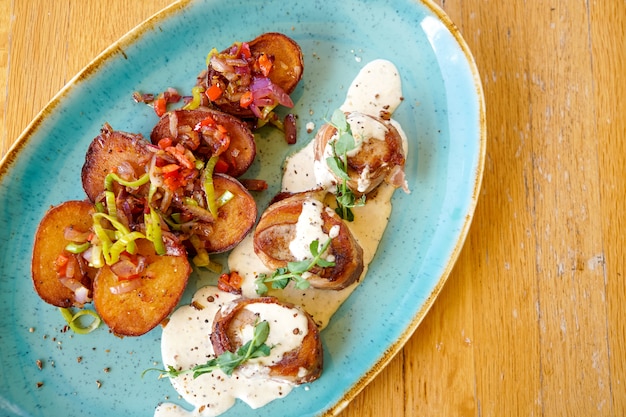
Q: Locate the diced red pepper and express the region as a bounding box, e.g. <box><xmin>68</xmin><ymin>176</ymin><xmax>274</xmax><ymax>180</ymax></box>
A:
<box><xmin>158</xmin><ymin>137</ymin><xmax>173</xmax><ymax>150</ymax></box>
<box><xmin>258</xmin><ymin>53</ymin><xmax>273</xmax><ymax>77</ymax></box>
<box><xmin>54</xmin><ymin>253</ymin><xmax>69</xmax><ymax>274</ymax></box>
<box><xmin>206</xmin><ymin>84</ymin><xmax>223</xmax><ymax>102</ymax></box>
<box><xmin>240</xmin><ymin>43</ymin><xmax>251</xmax><ymax>59</ymax></box>
<box><xmin>214</xmin><ymin>158</ymin><xmax>230</xmax><ymax>174</ymax></box>
<box><xmin>153</xmin><ymin>96</ymin><xmax>167</xmax><ymax>117</ymax></box>
<box><xmin>217</xmin><ymin>271</ymin><xmax>243</xmax><ymax>295</ymax></box>
<box><xmin>194</xmin><ymin>115</ymin><xmax>217</xmax><ymax>131</ymax></box>
<box><xmin>161</xmin><ymin>164</ymin><xmax>180</xmax><ymax>174</ymax></box>
<box><xmin>240</xmin><ymin>91</ymin><xmax>253</xmax><ymax>108</ymax></box>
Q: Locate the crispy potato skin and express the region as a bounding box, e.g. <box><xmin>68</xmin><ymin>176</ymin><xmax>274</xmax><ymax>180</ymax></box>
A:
<box><xmin>248</xmin><ymin>32</ymin><xmax>304</xmax><ymax>95</ymax></box>
<box><xmin>207</xmin><ymin>32</ymin><xmax>304</xmax><ymax>118</ymax></box>
<box><xmin>31</xmin><ymin>200</ymin><xmax>97</xmax><ymax>308</ymax></box>
<box><xmin>150</xmin><ymin>108</ymin><xmax>256</xmax><ymax>177</ymax></box>
<box><xmin>81</xmin><ymin>124</ymin><xmax>153</xmax><ymax>202</ymax></box>
<box><xmin>93</xmin><ymin>239</ymin><xmax>191</xmax><ymax>337</ymax></box>
<box><xmin>253</xmin><ymin>192</ymin><xmax>364</xmax><ymax>290</ymax></box>
<box><xmin>211</xmin><ymin>296</ymin><xmax>323</xmax><ymax>384</ymax></box>
<box><xmin>204</xmin><ymin>173</ymin><xmax>257</xmax><ymax>253</ymax></box>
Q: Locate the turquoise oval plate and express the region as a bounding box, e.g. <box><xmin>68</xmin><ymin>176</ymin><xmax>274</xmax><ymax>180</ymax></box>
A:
<box><xmin>0</xmin><ymin>0</ymin><xmax>485</xmax><ymax>416</ymax></box>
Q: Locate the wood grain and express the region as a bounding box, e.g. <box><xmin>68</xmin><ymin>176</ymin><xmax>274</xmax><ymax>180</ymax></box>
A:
<box><xmin>2</xmin><ymin>0</ymin><xmax>625</xmax><ymax>416</ymax></box>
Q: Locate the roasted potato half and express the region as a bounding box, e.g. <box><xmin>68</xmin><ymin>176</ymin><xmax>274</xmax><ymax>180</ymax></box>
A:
<box><xmin>150</xmin><ymin>108</ymin><xmax>256</xmax><ymax>177</ymax></box>
<box><xmin>202</xmin><ymin>173</ymin><xmax>257</xmax><ymax>253</ymax></box>
<box><xmin>82</xmin><ymin>124</ymin><xmax>153</xmax><ymax>202</ymax></box>
<box><xmin>248</xmin><ymin>32</ymin><xmax>304</xmax><ymax>96</ymax></box>
<box><xmin>93</xmin><ymin>238</ymin><xmax>191</xmax><ymax>337</ymax></box>
<box><xmin>31</xmin><ymin>200</ymin><xmax>97</xmax><ymax>308</ymax></box>
<box><xmin>211</xmin><ymin>296</ymin><xmax>323</xmax><ymax>384</ymax></box>
<box><xmin>204</xmin><ymin>32</ymin><xmax>304</xmax><ymax>119</ymax></box>
<box><xmin>254</xmin><ymin>192</ymin><xmax>364</xmax><ymax>290</ymax></box>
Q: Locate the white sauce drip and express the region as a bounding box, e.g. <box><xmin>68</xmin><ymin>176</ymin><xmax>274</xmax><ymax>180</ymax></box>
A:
<box><xmin>156</xmin><ymin>287</ymin><xmax>295</xmax><ymax>417</ymax></box>
<box><xmin>289</xmin><ymin>199</ymin><xmax>332</xmax><ymax>261</ymax></box>
<box><xmin>345</xmin><ymin>112</ymin><xmax>388</xmax><ymax>157</ymax></box>
<box><xmin>156</xmin><ymin>59</ymin><xmax>406</xmax><ymax>417</ymax></box>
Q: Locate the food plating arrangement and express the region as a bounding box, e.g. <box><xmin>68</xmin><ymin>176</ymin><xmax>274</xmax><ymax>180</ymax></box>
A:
<box><xmin>30</xmin><ymin>32</ymin><xmax>412</xmax><ymax>416</ymax></box>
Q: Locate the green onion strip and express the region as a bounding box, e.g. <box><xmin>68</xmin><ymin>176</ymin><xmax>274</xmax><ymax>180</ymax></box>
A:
<box><xmin>59</xmin><ymin>307</ymin><xmax>101</xmax><ymax>335</ymax></box>
<box><xmin>203</xmin><ymin>156</ymin><xmax>219</xmax><ymax>218</ymax></box>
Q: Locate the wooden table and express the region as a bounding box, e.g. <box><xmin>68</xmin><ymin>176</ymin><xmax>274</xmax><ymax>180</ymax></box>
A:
<box><xmin>1</xmin><ymin>1</ymin><xmax>624</xmax><ymax>416</ymax></box>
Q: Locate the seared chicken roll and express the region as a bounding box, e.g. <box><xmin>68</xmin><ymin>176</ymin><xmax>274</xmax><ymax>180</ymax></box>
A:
<box><xmin>210</xmin><ymin>296</ymin><xmax>323</xmax><ymax>384</ymax></box>
<box><xmin>313</xmin><ymin>111</ymin><xmax>407</xmax><ymax>195</ymax></box>
<box><xmin>254</xmin><ymin>192</ymin><xmax>363</xmax><ymax>290</ymax></box>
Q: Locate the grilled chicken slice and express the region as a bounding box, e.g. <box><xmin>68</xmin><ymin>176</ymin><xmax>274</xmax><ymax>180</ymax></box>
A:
<box><xmin>254</xmin><ymin>192</ymin><xmax>363</xmax><ymax>290</ymax></box>
<box><xmin>211</xmin><ymin>296</ymin><xmax>323</xmax><ymax>384</ymax></box>
<box><xmin>314</xmin><ymin>111</ymin><xmax>406</xmax><ymax>195</ymax></box>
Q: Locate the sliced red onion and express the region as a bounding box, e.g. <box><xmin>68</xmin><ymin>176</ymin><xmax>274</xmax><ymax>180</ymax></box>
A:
<box><xmin>249</xmin><ymin>77</ymin><xmax>294</xmax><ymax>108</ymax></box>
<box><xmin>169</xmin><ymin>111</ymin><xmax>179</xmax><ymax>138</ymax></box>
<box><xmin>109</xmin><ymin>279</ymin><xmax>142</xmax><ymax>295</ymax></box>
<box><xmin>64</xmin><ymin>227</ymin><xmax>90</xmax><ymax>243</ymax></box>
<box><xmin>210</xmin><ymin>57</ymin><xmax>235</xmax><ymax>74</ymax></box>
<box><xmin>59</xmin><ymin>277</ymin><xmax>92</xmax><ymax>305</ymax></box>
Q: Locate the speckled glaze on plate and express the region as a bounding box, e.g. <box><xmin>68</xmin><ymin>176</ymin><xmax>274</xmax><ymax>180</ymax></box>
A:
<box><xmin>0</xmin><ymin>0</ymin><xmax>485</xmax><ymax>416</ymax></box>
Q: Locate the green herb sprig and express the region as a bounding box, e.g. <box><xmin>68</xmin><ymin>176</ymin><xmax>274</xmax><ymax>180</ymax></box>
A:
<box><xmin>255</xmin><ymin>238</ymin><xmax>335</xmax><ymax>295</ymax></box>
<box><xmin>143</xmin><ymin>320</ymin><xmax>271</xmax><ymax>379</ymax></box>
<box><xmin>326</xmin><ymin>109</ymin><xmax>366</xmax><ymax>221</ymax></box>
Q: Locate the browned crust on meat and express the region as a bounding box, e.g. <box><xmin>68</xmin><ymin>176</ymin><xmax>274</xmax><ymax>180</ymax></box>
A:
<box><xmin>253</xmin><ymin>192</ymin><xmax>363</xmax><ymax>290</ymax></box>
<box><xmin>210</xmin><ymin>296</ymin><xmax>323</xmax><ymax>384</ymax></box>
<box><xmin>313</xmin><ymin>112</ymin><xmax>406</xmax><ymax>195</ymax></box>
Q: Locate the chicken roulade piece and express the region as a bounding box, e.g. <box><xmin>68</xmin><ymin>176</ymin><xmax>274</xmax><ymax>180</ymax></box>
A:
<box><xmin>254</xmin><ymin>192</ymin><xmax>363</xmax><ymax>290</ymax></box>
<box><xmin>211</xmin><ymin>296</ymin><xmax>323</xmax><ymax>384</ymax></box>
<box><xmin>313</xmin><ymin>111</ymin><xmax>407</xmax><ymax>195</ymax></box>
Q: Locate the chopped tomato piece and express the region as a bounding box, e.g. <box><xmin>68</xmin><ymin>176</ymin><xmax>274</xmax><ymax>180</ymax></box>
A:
<box><xmin>214</xmin><ymin>158</ymin><xmax>230</xmax><ymax>174</ymax></box>
<box><xmin>153</xmin><ymin>96</ymin><xmax>167</xmax><ymax>117</ymax></box>
<box><xmin>158</xmin><ymin>137</ymin><xmax>173</xmax><ymax>149</ymax></box>
<box><xmin>194</xmin><ymin>115</ymin><xmax>217</xmax><ymax>131</ymax></box>
<box><xmin>258</xmin><ymin>53</ymin><xmax>273</xmax><ymax>77</ymax></box>
<box><xmin>217</xmin><ymin>271</ymin><xmax>243</xmax><ymax>295</ymax></box>
<box><xmin>206</xmin><ymin>84</ymin><xmax>223</xmax><ymax>101</ymax></box>
<box><xmin>240</xmin><ymin>91</ymin><xmax>253</xmax><ymax>108</ymax></box>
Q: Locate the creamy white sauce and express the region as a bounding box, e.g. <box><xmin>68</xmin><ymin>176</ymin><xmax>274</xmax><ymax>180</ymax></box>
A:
<box><xmin>289</xmin><ymin>198</ymin><xmax>332</xmax><ymax>261</ymax></box>
<box><xmin>154</xmin><ymin>287</ymin><xmax>294</xmax><ymax>417</ymax></box>
<box><xmin>345</xmin><ymin>112</ymin><xmax>388</xmax><ymax>156</ymax></box>
<box><xmin>340</xmin><ymin>59</ymin><xmax>403</xmax><ymax>116</ymax></box>
<box><xmin>238</xmin><ymin>302</ymin><xmax>308</xmax><ymax>369</ymax></box>
<box><xmin>156</xmin><ymin>59</ymin><xmax>406</xmax><ymax>417</ymax></box>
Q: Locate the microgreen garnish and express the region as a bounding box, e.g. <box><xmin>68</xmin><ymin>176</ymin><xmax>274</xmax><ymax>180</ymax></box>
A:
<box><xmin>326</xmin><ymin>109</ymin><xmax>366</xmax><ymax>221</ymax></box>
<box><xmin>255</xmin><ymin>238</ymin><xmax>335</xmax><ymax>295</ymax></box>
<box><xmin>143</xmin><ymin>320</ymin><xmax>271</xmax><ymax>379</ymax></box>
